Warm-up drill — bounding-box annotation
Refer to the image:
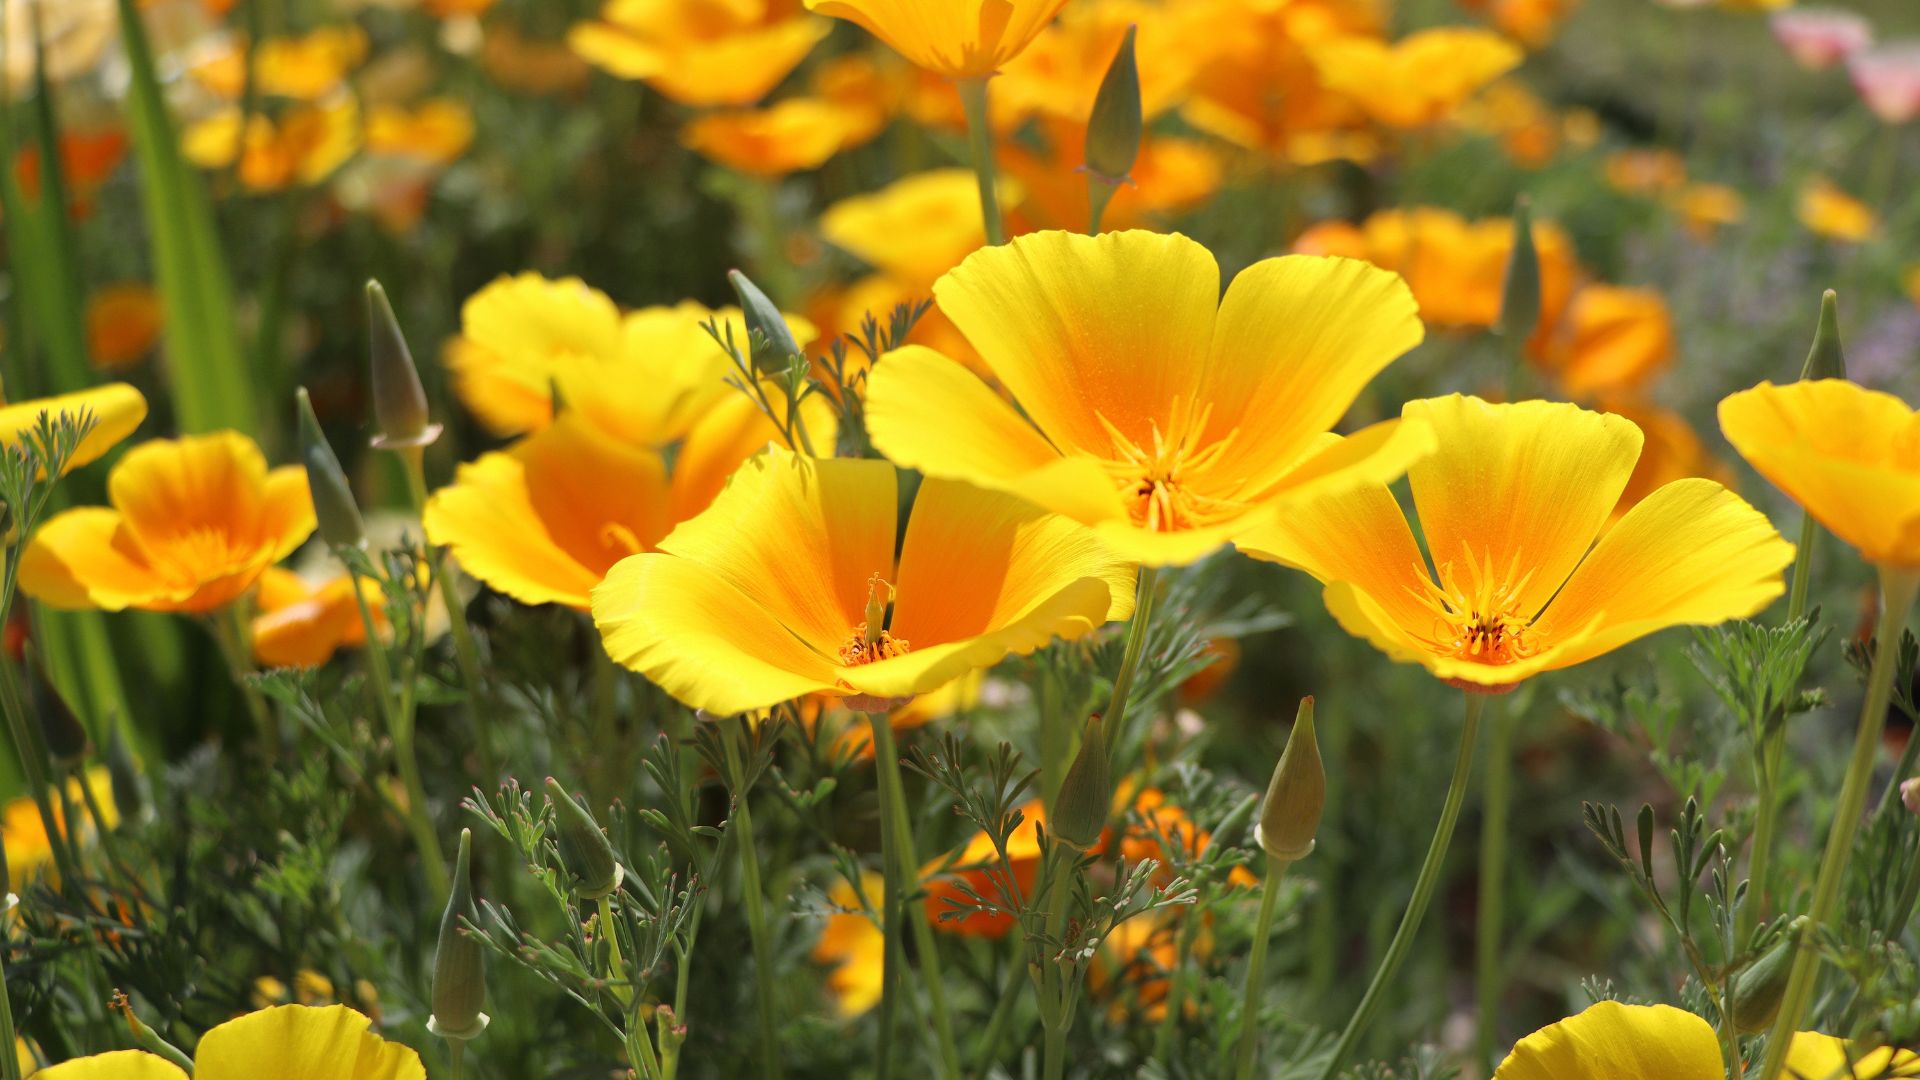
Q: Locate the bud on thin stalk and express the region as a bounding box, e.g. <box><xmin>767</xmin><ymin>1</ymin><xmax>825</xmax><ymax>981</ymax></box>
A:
<box><xmin>1051</xmin><ymin>715</ymin><xmax>1112</xmax><ymax>851</ymax></box>
<box><xmin>728</xmin><ymin>269</ymin><xmax>802</xmax><ymax>376</ymax></box>
<box><xmin>1496</xmin><ymin>197</ymin><xmax>1541</xmax><ymax>340</ymax></box>
<box><xmin>1257</xmin><ymin>697</ymin><xmax>1324</xmax><ymax>863</ymax></box>
<box><xmin>546</xmin><ymin>777</ymin><xmax>623</xmax><ymax>899</ymax></box>
<box><xmin>430</xmin><ymin>828</ymin><xmax>490</xmax><ymax>1042</ymax></box>
<box><xmin>295</xmin><ymin>387</ymin><xmax>367</xmax><ymax>551</ymax></box>
<box><xmin>365</xmin><ymin>280</ymin><xmax>441</xmax><ymax>450</ymax></box>
<box><xmin>1085</xmin><ymin>25</ymin><xmax>1142</xmax><ymax>186</ymax></box>
<box><xmin>1799</xmin><ymin>289</ymin><xmax>1846</xmax><ymax>381</ymax></box>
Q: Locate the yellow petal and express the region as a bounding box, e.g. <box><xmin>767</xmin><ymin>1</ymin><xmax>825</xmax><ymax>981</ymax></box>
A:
<box><xmin>592</xmin><ymin>553</ymin><xmax>843</xmax><ymax>715</ymax></box>
<box><xmin>105</xmin><ymin>431</ymin><xmax>271</xmax><ymax>541</ymax></box>
<box><xmin>812</xmin><ymin>871</ymin><xmax>887</xmax><ymax>1019</ymax></box>
<box><xmin>820</xmin><ymin>169</ymin><xmax>1014</xmax><ymax>286</ymax></box>
<box><xmin>1532</xmin><ymin>479</ymin><xmax>1794</xmax><ymax>670</ymax></box>
<box><xmin>1262</xmin><ymin>415</ymin><xmax>1436</xmax><ymax>509</ymax></box>
<box><xmin>1234</xmin><ymin>471</ymin><xmax>1431</xmax><ymax>635</ymax></box>
<box><xmin>932</xmin><ymin>229</ymin><xmax>1219</xmax><ymax>459</ymax></box>
<box><xmin>668</xmin><ymin>383</ymin><xmax>839</xmax><ymax>522</ymax></box>
<box><xmin>1404</xmin><ymin>395</ymin><xmax>1641</xmax><ymax>617</ymax></box>
<box><xmin>1718</xmin><ymin>379</ymin><xmax>1920</xmax><ymax>568</ymax></box>
<box><xmin>0</xmin><ymin>383</ymin><xmax>147</xmax><ymax>472</ymax></box>
<box><xmin>806</xmin><ymin>0</ymin><xmax>1070</xmax><ymax>79</ymax></box>
<box><xmin>1493</xmin><ymin>1002</ymin><xmax>1722</xmax><ymax>1080</ymax></box>
<box><xmin>19</xmin><ymin>508</ymin><xmax>176</xmax><ymax>611</ymax></box>
<box><xmin>449</xmin><ymin>273</ymin><xmax>625</xmax><ymax>437</ymax></box>
<box><xmin>657</xmin><ymin>447</ymin><xmax>897</xmax><ymax>653</ymax></box>
<box><xmin>1195</xmin><ymin>255</ymin><xmax>1423</xmax><ymax>496</ymax></box>
<box><xmin>845</xmin><ymin>577</ymin><xmax>1118</xmax><ymax>698</ymax></box>
<box><xmin>37</xmin><ymin>1051</ymin><xmax>188</xmax><ymax>1080</ymax></box>
<box><xmin>1784</xmin><ymin>1032</ymin><xmax>1920</xmax><ymax>1079</ymax></box>
<box><xmin>195</xmin><ymin>1004</ymin><xmax>424</xmax><ymax>1080</ymax></box>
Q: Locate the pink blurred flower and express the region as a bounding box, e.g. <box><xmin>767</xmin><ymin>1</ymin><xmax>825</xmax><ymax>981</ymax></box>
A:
<box><xmin>1771</xmin><ymin>8</ymin><xmax>1872</xmax><ymax>71</ymax></box>
<box><xmin>1849</xmin><ymin>42</ymin><xmax>1920</xmax><ymax>123</ymax></box>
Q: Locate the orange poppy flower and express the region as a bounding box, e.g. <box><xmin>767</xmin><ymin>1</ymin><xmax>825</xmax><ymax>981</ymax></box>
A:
<box><xmin>680</xmin><ymin>98</ymin><xmax>863</xmax><ymax>177</ymax></box>
<box><xmin>569</xmin><ymin>0</ymin><xmax>829</xmax><ymax>107</ymax></box>
<box><xmin>921</xmin><ymin>798</ymin><xmax>1046</xmax><ymax>937</ymax></box>
<box><xmin>365</xmin><ymin>99</ymin><xmax>475</xmax><ymax>166</ymax></box>
<box><xmin>250</xmin><ymin>566</ymin><xmax>385</xmax><ymax>668</ymax></box>
<box><xmin>804</xmin><ymin>0</ymin><xmax>1069</xmax><ymax>80</ymax></box>
<box><xmin>1797</xmin><ymin>177</ymin><xmax>1876</xmax><ymax>242</ymax></box>
<box><xmin>1535</xmin><ymin>285</ymin><xmax>1675</xmax><ymax>399</ymax></box>
<box><xmin>1179</xmin><ymin>0</ymin><xmax>1380</xmax><ymax>165</ymax></box>
<box><xmin>85</xmin><ymin>283</ymin><xmax>163</xmax><ymax>371</ymax></box>
<box><xmin>811</xmin><ymin>871</ymin><xmax>886</xmax><ymax>1018</ymax></box>
<box><xmin>182</xmin><ymin>99</ymin><xmax>362</xmax><ymax>191</ymax></box>
<box><xmin>1306</xmin><ymin>27</ymin><xmax>1521</xmax><ymax>128</ymax></box>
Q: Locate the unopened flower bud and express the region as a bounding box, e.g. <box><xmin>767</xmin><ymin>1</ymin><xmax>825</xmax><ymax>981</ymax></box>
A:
<box><xmin>727</xmin><ymin>269</ymin><xmax>801</xmax><ymax>375</ymax></box>
<box><xmin>1496</xmin><ymin>198</ymin><xmax>1541</xmax><ymax>340</ymax></box>
<box><xmin>1084</xmin><ymin>25</ymin><xmax>1141</xmax><ymax>185</ymax></box>
<box><xmin>546</xmin><ymin>777</ymin><xmax>623</xmax><ymax>899</ymax></box>
<box><xmin>296</xmin><ymin>387</ymin><xmax>367</xmax><ymax>551</ymax></box>
<box><xmin>429</xmin><ymin>828</ymin><xmax>490</xmax><ymax>1042</ymax></box>
<box><xmin>1732</xmin><ymin>918</ymin><xmax>1806</xmax><ymax>1033</ymax></box>
<box><xmin>1051</xmin><ymin>715</ymin><xmax>1111</xmax><ymax>852</ymax></box>
<box><xmin>26</xmin><ymin>646</ymin><xmax>89</xmax><ymax>767</ymax></box>
<box><xmin>1257</xmin><ymin>697</ymin><xmax>1324</xmax><ymax>863</ymax></box>
<box><xmin>1799</xmin><ymin>289</ymin><xmax>1847</xmax><ymax>382</ymax></box>
<box><xmin>365</xmin><ymin>281</ymin><xmax>441</xmax><ymax>450</ymax></box>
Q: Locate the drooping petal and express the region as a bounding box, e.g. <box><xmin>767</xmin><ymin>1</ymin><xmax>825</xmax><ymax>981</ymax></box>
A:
<box><xmin>657</xmin><ymin>447</ymin><xmax>897</xmax><ymax>653</ymax></box>
<box><xmin>1718</xmin><ymin>379</ymin><xmax>1920</xmax><ymax>568</ymax></box>
<box><xmin>1405</xmin><ymin>395</ymin><xmax>1641</xmax><ymax>617</ymax></box>
<box><xmin>1783</xmin><ymin>1032</ymin><xmax>1920</xmax><ymax>1079</ymax></box>
<box><xmin>19</xmin><ymin>508</ymin><xmax>180</xmax><ymax>611</ymax></box>
<box><xmin>1493</xmin><ymin>1002</ymin><xmax>1722</xmax><ymax>1080</ymax></box>
<box><xmin>865</xmin><ymin>345</ymin><xmax>1128</xmax><ymax>527</ymax></box>
<box><xmin>194</xmin><ymin>1004</ymin><xmax>425</xmax><ymax>1080</ymax></box>
<box><xmin>37</xmin><ymin>1050</ymin><xmax>188</xmax><ymax>1080</ymax></box>
<box><xmin>1532</xmin><ymin>479</ymin><xmax>1794</xmax><ymax>670</ymax></box>
<box><xmin>592</xmin><ymin>553</ymin><xmax>844</xmax><ymax>715</ymax></box>
<box><xmin>932</xmin><ymin>229</ymin><xmax>1219</xmax><ymax>459</ymax></box>
<box><xmin>1194</xmin><ymin>255</ymin><xmax>1423</xmax><ymax>497</ymax></box>
<box><xmin>0</xmin><ymin>383</ymin><xmax>147</xmax><ymax>473</ymax></box>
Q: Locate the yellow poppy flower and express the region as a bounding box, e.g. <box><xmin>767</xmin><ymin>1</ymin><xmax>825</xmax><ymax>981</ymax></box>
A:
<box><xmin>821</xmin><ymin>169</ymin><xmax>1019</xmax><ymax>289</ymax></box>
<box><xmin>1237</xmin><ymin>395</ymin><xmax>1794</xmax><ymax>690</ymax></box>
<box><xmin>593</xmin><ymin>445</ymin><xmax>1134</xmax><ymax>715</ymax></box>
<box><xmin>992</xmin><ymin>0</ymin><xmax>1198</xmax><ymax>126</ymax></box>
<box><xmin>1670</xmin><ymin>182</ymin><xmax>1746</xmax><ymax>238</ymax></box>
<box><xmin>922</xmin><ymin>798</ymin><xmax>1046</xmax><ymax>937</ymax></box>
<box><xmin>36</xmin><ymin>1004</ymin><xmax>422</xmax><ymax>1079</ymax></box>
<box><xmin>250</xmin><ymin>566</ymin><xmax>385</xmax><ymax>668</ymax></box>
<box><xmin>20</xmin><ymin>431</ymin><xmax>315</xmax><ymax>614</ymax></box>
<box><xmin>680</xmin><ymin>98</ymin><xmax>859</xmax><ymax>177</ymax></box>
<box><xmin>1536</xmin><ymin>285</ymin><xmax>1675</xmax><ymax>399</ymax></box>
<box><xmin>3</xmin><ymin>767</ymin><xmax>116</xmax><ymax>884</ymax></box>
<box><xmin>182</xmin><ymin>99</ymin><xmax>362</xmax><ymax>192</ymax></box>
<box><xmin>1307</xmin><ymin>27</ymin><xmax>1522</xmax><ymax>128</ymax></box>
<box><xmin>445</xmin><ymin>273</ymin><xmax>817</xmax><ymax>445</ymax></box>
<box><xmin>190</xmin><ymin>26</ymin><xmax>368</xmax><ymax>101</ymax></box>
<box><xmin>864</xmin><ymin>229</ymin><xmax>1433</xmax><ymax>566</ymax></box>
<box><xmin>1797</xmin><ymin>178</ymin><xmax>1877</xmax><ymax>242</ymax></box>
<box><xmin>0</xmin><ymin>383</ymin><xmax>147</xmax><ymax>473</ymax></box>
<box><xmin>804</xmin><ymin>0</ymin><xmax>1070</xmax><ymax>80</ymax></box>
<box><xmin>569</xmin><ymin>0</ymin><xmax>830</xmax><ymax>107</ymax></box>
<box><xmin>365</xmin><ymin>99</ymin><xmax>474</xmax><ymax>166</ymax></box>
<box><xmin>1495</xmin><ymin>1000</ymin><xmax>1918</xmax><ymax>1080</ymax></box>
<box><xmin>84</xmin><ymin>284</ymin><xmax>163</xmax><ymax>372</ymax></box>
<box><xmin>811</xmin><ymin>870</ymin><xmax>886</xmax><ymax>1018</ymax></box>
<box><xmin>665</xmin><ymin>382</ymin><xmax>840</xmax><ymax>522</ymax></box>
<box><xmin>1719</xmin><ymin>380</ymin><xmax>1920</xmax><ymax>569</ymax></box>
<box><xmin>1178</xmin><ymin>0</ymin><xmax>1379</xmax><ymax>164</ymax></box>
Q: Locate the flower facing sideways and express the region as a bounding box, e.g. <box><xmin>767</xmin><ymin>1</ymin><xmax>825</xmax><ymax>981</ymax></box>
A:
<box><xmin>35</xmin><ymin>1003</ymin><xmax>422</xmax><ymax>1079</ymax></box>
<box><xmin>0</xmin><ymin>383</ymin><xmax>146</xmax><ymax>473</ymax></box>
<box><xmin>1494</xmin><ymin>1001</ymin><xmax>1917</xmax><ymax>1080</ymax></box>
<box><xmin>22</xmin><ymin>432</ymin><xmax>314</xmax><ymax>614</ymax></box>
<box><xmin>592</xmin><ymin>446</ymin><xmax>1134</xmax><ymax>716</ymax></box>
<box><xmin>865</xmin><ymin>229</ymin><xmax>1433</xmax><ymax>566</ymax></box>
<box><xmin>1236</xmin><ymin>395</ymin><xmax>1794</xmax><ymax>691</ymax></box>
<box><xmin>805</xmin><ymin>0</ymin><xmax>1071</xmax><ymax>80</ymax></box>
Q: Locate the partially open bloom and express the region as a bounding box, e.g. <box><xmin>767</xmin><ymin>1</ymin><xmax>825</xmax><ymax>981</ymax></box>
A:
<box><xmin>922</xmin><ymin>798</ymin><xmax>1045</xmax><ymax>937</ymax></box>
<box><xmin>811</xmin><ymin>871</ymin><xmax>885</xmax><ymax>1018</ymax></box>
<box><xmin>250</xmin><ymin>566</ymin><xmax>385</xmax><ymax>668</ymax></box>
<box><xmin>1772</xmin><ymin>8</ymin><xmax>1873</xmax><ymax>71</ymax></box>
<box><xmin>1306</xmin><ymin>28</ymin><xmax>1522</xmax><ymax>128</ymax></box>
<box><xmin>1494</xmin><ymin>1001</ymin><xmax>1917</xmax><ymax>1080</ymax></box>
<box><xmin>569</xmin><ymin>0</ymin><xmax>829</xmax><ymax>107</ymax></box>
<box><xmin>37</xmin><ymin>1004</ymin><xmax>422</xmax><ymax>1079</ymax></box>
<box><xmin>22</xmin><ymin>432</ymin><xmax>315</xmax><ymax>614</ymax></box>
<box><xmin>805</xmin><ymin>0</ymin><xmax>1069</xmax><ymax>80</ymax></box>
<box><xmin>1849</xmin><ymin>42</ymin><xmax>1920</xmax><ymax>124</ymax></box>
<box><xmin>0</xmin><ymin>383</ymin><xmax>147</xmax><ymax>473</ymax></box>
<box><xmin>1119</xmin><ymin>786</ymin><xmax>1259</xmax><ymax>888</ymax></box>
<box><xmin>1238</xmin><ymin>395</ymin><xmax>1794</xmax><ymax>690</ymax></box>
<box><xmin>1720</xmin><ymin>380</ymin><xmax>1920</xmax><ymax>568</ymax></box>
<box><xmin>593</xmin><ymin>446</ymin><xmax>1134</xmax><ymax>715</ymax></box>
<box><xmin>866</xmin><ymin>229</ymin><xmax>1433</xmax><ymax>566</ymax></box>
<box><xmin>1798</xmin><ymin>177</ymin><xmax>1877</xmax><ymax>241</ymax></box>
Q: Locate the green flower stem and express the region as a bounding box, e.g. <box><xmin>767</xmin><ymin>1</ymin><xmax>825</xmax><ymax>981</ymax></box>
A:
<box><xmin>447</xmin><ymin>1040</ymin><xmax>465</xmax><ymax>1080</ymax></box>
<box><xmin>956</xmin><ymin>78</ymin><xmax>1006</xmax><ymax>246</ymax></box>
<box><xmin>1756</xmin><ymin>570</ymin><xmax>1920</xmax><ymax>1080</ymax></box>
<box><xmin>1315</xmin><ymin>690</ymin><xmax>1485</xmax><ymax>1080</ymax></box>
<box><xmin>1233</xmin><ymin>856</ymin><xmax>1287</xmax><ymax>1080</ymax></box>
<box><xmin>721</xmin><ymin>724</ymin><xmax>782</xmax><ymax>1080</ymax></box>
<box><xmin>1153</xmin><ymin>882</ymin><xmax>1208</xmax><ymax>1062</ymax></box>
<box><xmin>212</xmin><ymin>602</ymin><xmax>275</xmax><ymax>748</ymax></box>
<box><xmin>1104</xmin><ymin>567</ymin><xmax>1161</xmax><ymax>749</ymax></box>
<box><xmin>1034</xmin><ymin>846</ymin><xmax>1079</xmax><ymax>1080</ymax></box>
<box><xmin>1088</xmin><ymin>181</ymin><xmax>1118</xmax><ymax>236</ymax></box>
<box><xmin>0</xmin><ymin>651</ymin><xmax>78</xmax><ymax>887</ymax></box>
<box><xmin>971</xmin><ymin>939</ymin><xmax>1028</xmax><ymax>1068</ymax></box>
<box><xmin>866</xmin><ymin>712</ymin><xmax>962</xmax><ymax>1079</ymax></box>
<box><xmin>1473</xmin><ymin>698</ymin><xmax>1514</xmax><ymax>1067</ymax></box>
<box><xmin>868</xmin><ymin>713</ymin><xmax>901</xmax><ymax>1080</ymax></box>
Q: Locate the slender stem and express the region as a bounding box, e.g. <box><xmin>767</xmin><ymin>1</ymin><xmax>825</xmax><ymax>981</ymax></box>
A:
<box><xmin>1739</xmin><ymin>733</ymin><xmax>1786</xmax><ymax>945</ymax></box>
<box><xmin>1755</xmin><ymin>571</ymin><xmax>1919</xmax><ymax>1080</ymax></box>
<box><xmin>1315</xmin><ymin>691</ymin><xmax>1485</xmax><ymax>1080</ymax></box>
<box><xmin>956</xmin><ymin>78</ymin><xmax>1006</xmax><ymax>246</ymax></box>
<box><xmin>1035</xmin><ymin>846</ymin><xmax>1075</xmax><ymax>1080</ymax></box>
<box><xmin>1042</xmin><ymin>1021</ymin><xmax>1067</xmax><ymax>1080</ymax></box>
<box><xmin>212</xmin><ymin>603</ymin><xmax>275</xmax><ymax>747</ymax></box>
<box><xmin>1473</xmin><ymin>698</ymin><xmax>1513</xmax><ymax>1067</ymax></box>
<box><xmin>1104</xmin><ymin>567</ymin><xmax>1161</xmax><ymax>752</ymax></box>
<box><xmin>1878</xmin><ymin>717</ymin><xmax>1920</xmax><ymax>817</ymax></box>
<box><xmin>970</xmin><ymin>939</ymin><xmax>1027</xmax><ymax>1069</ymax></box>
<box><xmin>721</xmin><ymin>724</ymin><xmax>782</xmax><ymax>1080</ymax></box>
<box><xmin>868</xmin><ymin>713</ymin><xmax>900</xmax><ymax>1080</ymax></box>
<box><xmin>1233</xmin><ymin>856</ymin><xmax>1287</xmax><ymax>1080</ymax></box>
<box><xmin>867</xmin><ymin>713</ymin><xmax>962</xmax><ymax>1079</ymax></box>
<box><xmin>1153</xmin><ymin>883</ymin><xmax>1207</xmax><ymax>1062</ymax></box>
<box><xmin>1786</xmin><ymin>512</ymin><xmax>1819</xmax><ymax>624</ymax></box>
<box><xmin>448</xmin><ymin>1040</ymin><xmax>465</xmax><ymax>1080</ymax></box>
<box><xmin>399</xmin><ymin>448</ymin><xmax>498</xmax><ymax>785</ymax></box>
<box><xmin>0</xmin><ymin>905</ymin><xmax>23</xmax><ymax>1080</ymax></box>
<box><xmin>1087</xmin><ymin>181</ymin><xmax>1117</xmax><ymax>236</ymax></box>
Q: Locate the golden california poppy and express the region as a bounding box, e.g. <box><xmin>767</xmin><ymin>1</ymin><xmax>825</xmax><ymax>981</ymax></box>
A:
<box><xmin>811</xmin><ymin>870</ymin><xmax>886</xmax><ymax>1018</ymax></box>
<box><xmin>1237</xmin><ymin>395</ymin><xmax>1793</xmax><ymax>690</ymax></box>
<box><xmin>365</xmin><ymin>99</ymin><xmax>475</xmax><ymax>166</ymax></box>
<box><xmin>1177</xmin><ymin>0</ymin><xmax>1379</xmax><ymax>166</ymax></box>
<box><xmin>593</xmin><ymin>446</ymin><xmax>1134</xmax><ymax>715</ymax></box>
<box><xmin>1797</xmin><ymin>178</ymin><xmax>1876</xmax><ymax>242</ymax></box>
<box><xmin>1536</xmin><ymin>285</ymin><xmax>1675</xmax><ymax>399</ymax></box>
<box><xmin>0</xmin><ymin>383</ymin><xmax>147</xmax><ymax>472</ymax></box>
<box><xmin>921</xmin><ymin>798</ymin><xmax>1046</xmax><ymax>937</ymax></box>
<box><xmin>84</xmin><ymin>284</ymin><xmax>163</xmax><ymax>371</ymax></box>
<box><xmin>804</xmin><ymin>0</ymin><xmax>1069</xmax><ymax>80</ymax></box>
<box><xmin>1719</xmin><ymin>380</ymin><xmax>1920</xmax><ymax>568</ymax></box>
<box><xmin>35</xmin><ymin>1004</ymin><xmax>422</xmax><ymax>1079</ymax></box>
<box><xmin>569</xmin><ymin>0</ymin><xmax>829</xmax><ymax>107</ymax></box>
<box><xmin>864</xmin><ymin>229</ymin><xmax>1433</xmax><ymax>565</ymax></box>
<box><xmin>1494</xmin><ymin>1001</ymin><xmax>1918</xmax><ymax>1080</ymax></box>
<box><xmin>250</xmin><ymin>566</ymin><xmax>385</xmax><ymax>668</ymax></box>
<box><xmin>3</xmin><ymin>767</ymin><xmax>116</xmax><ymax>884</ymax></box>
<box><xmin>21</xmin><ymin>431</ymin><xmax>315</xmax><ymax>614</ymax></box>
<box><xmin>1307</xmin><ymin>28</ymin><xmax>1522</xmax><ymax>129</ymax></box>
<box><xmin>182</xmin><ymin>99</ymin><xmax>362</xmax><ymax>191</ymax></box>
<box><xmin>680</xmin><ymin>98</ymin><xmax>860</xmax><ymax>177</ymax></box>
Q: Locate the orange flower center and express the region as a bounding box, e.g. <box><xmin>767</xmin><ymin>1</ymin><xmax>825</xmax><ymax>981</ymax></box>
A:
<box><xmin>1097</xmin><ymin>400</ymin><xmax>1246</xmax><ymax>532</ymax></box>
<box><xmin>1408</xmin><ymin>546</ymin><xmax>1540</xmax><ymax>666</ymax></box>
<box><xmin>840</xmin><ymin>573</ymin><xmax>910</xmax><ymax>667</ymax></box>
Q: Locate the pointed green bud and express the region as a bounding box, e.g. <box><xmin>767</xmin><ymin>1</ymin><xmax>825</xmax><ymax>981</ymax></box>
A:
<box><xmin>1052</xmin><ymin>715</ymin><xmax>1112</xmax><ymax>852</ymax></box>
<box><xmin>429</xmin><ymin>829</ymin><xmax>490</xmax><ymax>1042</ymax></box>
<box><xmin>546</xmin><ymin>777</ymin><xmax>622</xmax><ymax>899</ymax></box>
<box><xmin>727</xmin><ymin>269</ymin><xmax>801</xmax><ymax>375</ymax></box>
<box><xmin>1084</xmin><ymin>25</ymin><xmax>1141</xmax><ymax>185</ymax></box>
<box><xmin>1496</xmin><ymin>197</ymin><xmax>1541</xmax><ymax>340</ymax></box>
<box><xmin>1798</xmin><ymin>289</ymin><xmax>1847</xmax><ymax>382</ymax></box>
<box><xmin>1257</xmin><ymin>697</ymin><xmax>1324</xmax><ymax>863</ymax></box>
<box><xmin>366</xmin><ymin>280</ymin><xmax>441</xmax><ymax>450</ymax></box>
<box><xmin>296</xmin><ymin>387</ymin><xmax>367</xmax><ymax>551</ymax></box>
<box><xmin>105</xmin><ymin>716</ymin><xmax>145</xmax><ymax>823</ymax></box>
<box><xmin>113</xmin><ymin>992</ymin><xmax>194</xmax><ymax>1074</ymax></box>
<box><xmin>25</xmin><ymin>646</ymin><xmax>89</xmax><ymax>767</ymax></box>
<box><xmin>1732</xmin><ymin>918</ymin><xmax>1805</xmax><ymax>1033</ymax></box>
